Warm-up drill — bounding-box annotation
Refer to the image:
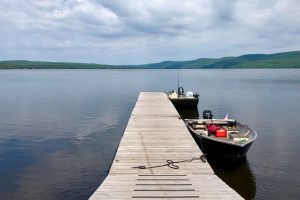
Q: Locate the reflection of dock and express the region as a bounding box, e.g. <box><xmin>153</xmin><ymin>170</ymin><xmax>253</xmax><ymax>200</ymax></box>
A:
<box><xmin>89</xmin><ymin>92</ymin><xmax>242</xmax><ymax>199</ymax></box>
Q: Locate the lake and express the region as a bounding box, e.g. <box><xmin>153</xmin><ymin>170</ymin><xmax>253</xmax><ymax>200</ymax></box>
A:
<box><xmin>0</xmin><ymin>69</ymin><xmax>300</xmax><ymax>199</ymax></box>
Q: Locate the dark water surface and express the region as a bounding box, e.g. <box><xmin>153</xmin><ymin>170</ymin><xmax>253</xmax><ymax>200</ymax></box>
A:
<box><xmin>0</xmin><ymin>69</ymin><xmax>300</xmax><ymax>199</ymax></box>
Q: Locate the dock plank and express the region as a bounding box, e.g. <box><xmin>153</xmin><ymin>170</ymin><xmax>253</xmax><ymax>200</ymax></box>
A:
<box><xmin>89</xmin><ymin>92</ymin><xmax>242</xmax><ymax>199</ymax></box>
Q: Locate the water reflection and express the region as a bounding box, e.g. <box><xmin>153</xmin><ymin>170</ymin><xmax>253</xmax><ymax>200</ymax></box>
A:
<box><xmin>176</xmin><ymin>108</ymin><xmax>256</xmax><ymax>200</ymax></box>
<box><xmin>208</xmin><ymin>157</ymin><xmax>256</xmax><ymax>200</ymax></box>
<box><xmin>176</xmin><ymin>107</ymin><xmax>199</xmax><ymax>119</ymax></box>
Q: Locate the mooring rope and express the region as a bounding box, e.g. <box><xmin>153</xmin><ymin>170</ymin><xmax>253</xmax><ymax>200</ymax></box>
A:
<box><xmin>132</xmin><ymin>155</ymin><xmax>206</xmax><ymax>170</ymax></box>
<box><xmin>198</xmin><ymin>136</ymin><xmax>207</xmax><ymax>158</ymax></box>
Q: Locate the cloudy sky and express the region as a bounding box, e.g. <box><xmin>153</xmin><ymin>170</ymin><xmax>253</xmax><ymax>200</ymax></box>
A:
<box><xmin>1</xmin><ymin>0</ymin><xmax>300</xmax><ymax>64</ymax></box>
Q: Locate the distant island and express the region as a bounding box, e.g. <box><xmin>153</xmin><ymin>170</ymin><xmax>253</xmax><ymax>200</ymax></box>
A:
<box><xmin>1</xmin><ymin>50</ymin><xmax>300</xmax><ymax>69</ymax></box>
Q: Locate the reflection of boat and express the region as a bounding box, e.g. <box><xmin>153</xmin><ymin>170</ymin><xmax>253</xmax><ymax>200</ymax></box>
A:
<box><xmin>167</xmin><ymin>87</ymin><xmax>199</xmax><ymax>108</ymax></box>
<box><xmin>185</xmin><ymin>110</ymin><xmax>257</xmax><ymax>159</ymax></box>
<box><xmin>176</xmin><ymin>107</ymin><xmax>199</xmax><ymax>119</ymax></box>
<box><xmin>209</xmin><ymin>158</ymin><xmax>256</xmax><ymax>199</ymax></box>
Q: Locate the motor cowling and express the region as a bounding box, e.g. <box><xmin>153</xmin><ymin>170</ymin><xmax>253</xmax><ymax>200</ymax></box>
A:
<box><xmin>178</xmin><ymin>87</ymin><xmax>184</xmax><ymax>96</ymax></box>
<box><xmin>203</xmin><ymin>110</ymin><xmax>213</xmax><ymax>119</ymax></box>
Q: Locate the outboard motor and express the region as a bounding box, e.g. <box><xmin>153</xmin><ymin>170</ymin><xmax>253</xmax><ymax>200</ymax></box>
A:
<box><xmin>203</xmin><ymin>110</ymin><xmax>213</xmax><ymax>119</ymax></box>
<box><xmin>178</xmin><ymin>87</ymin><xmax>184</xmax><ymax>96</ymax></box>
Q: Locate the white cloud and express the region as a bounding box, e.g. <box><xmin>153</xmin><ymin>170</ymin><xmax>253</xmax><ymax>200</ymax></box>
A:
<box><xmin>1</xmin><ymin>0</ymin><xmax>300</xmax><ymax>64</ymax></box>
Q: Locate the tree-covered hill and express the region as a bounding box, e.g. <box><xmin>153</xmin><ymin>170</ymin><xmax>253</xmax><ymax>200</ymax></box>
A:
<box><xmin>0</xmin><ymin>60</ymin><xmax>114</xmax><ymax>69</ymax></box>
<box><xmin>1</xmin><ymin>51</ymin><xmax>300</xmax><ymax>69</ymax></box>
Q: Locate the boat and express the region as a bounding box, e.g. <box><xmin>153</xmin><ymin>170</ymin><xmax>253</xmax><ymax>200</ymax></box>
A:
<box><xmin>167</xmin><ymin>87</ymin><xmax>199</xmax><ymax>108</ymax></box>
<box><xmin>185</xmin><ymin>110</ymin><xmax>257</xmax><ymax>160</ymax></box>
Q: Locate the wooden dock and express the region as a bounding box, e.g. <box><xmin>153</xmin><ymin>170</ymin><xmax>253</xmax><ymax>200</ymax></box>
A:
<box><xmin>89</xmin><ymin>92</ymin><xmax>242</xmax><ymax>199</ymax></box>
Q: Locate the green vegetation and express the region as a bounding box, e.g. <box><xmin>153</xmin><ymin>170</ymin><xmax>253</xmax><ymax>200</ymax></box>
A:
<box><xmin>1</xmin><ymin>51</ymin><xmax>300</xmax><ymax>69</ymax></box>
<box><xmin>0</xmin><ymin>60</ymin><xmax>115</xmax><ymax>69</ymax></box>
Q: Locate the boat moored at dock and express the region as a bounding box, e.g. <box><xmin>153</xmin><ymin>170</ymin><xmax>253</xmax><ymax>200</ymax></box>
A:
<box><xmin>185</xmin><ymin>110</ymin><xmax>257</xmax><ymax>160</ymax></box>
<box><xmin>167</xmin><ymin>87</ymin><xmax>199</xmax><ymax>108</ymax></box>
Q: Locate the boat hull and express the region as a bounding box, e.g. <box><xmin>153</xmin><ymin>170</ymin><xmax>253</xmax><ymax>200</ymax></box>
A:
<box><xmin>194</xmin><ymin>134</ymin><xmax>254</xmax><ymax>160</ymax></box>
<box><xmin>169</xmin><ymin>98</ymin><xmax>199</xmax><ymax>108</ymax></box>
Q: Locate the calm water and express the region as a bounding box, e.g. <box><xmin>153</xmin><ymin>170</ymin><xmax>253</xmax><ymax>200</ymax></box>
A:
<box><xmin>0</xmin><ymin>69</ymin><xmax>300</xmax><ymax>200</ymax></box>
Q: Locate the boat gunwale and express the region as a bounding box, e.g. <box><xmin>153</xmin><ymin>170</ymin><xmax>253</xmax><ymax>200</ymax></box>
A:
<box><xmin>166</xmin><ymin>91</ymin><xmax>199</xmax><ymax>100</ymax></box>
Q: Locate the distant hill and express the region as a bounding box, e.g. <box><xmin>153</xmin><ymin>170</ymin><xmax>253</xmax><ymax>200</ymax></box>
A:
<box><xmin>1</xmin><ymin>51</ymin><xmax>300</xmax><ymax>69</ymax></box>
<box><xmin>0</xmin><ymin>60</ymin><xmax>114</xmax><ymax>69</ymax></box>
<box><xmin>130</xmin><ymin>51</ymin><xmax>300</xmax><ymax>69</ymax></box>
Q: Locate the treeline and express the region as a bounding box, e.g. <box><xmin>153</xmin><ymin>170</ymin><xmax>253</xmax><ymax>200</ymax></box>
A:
<box><xmin>0</xmin><ymin>60</ymin><xmax>116</xmax><ymax>69</ymax></box>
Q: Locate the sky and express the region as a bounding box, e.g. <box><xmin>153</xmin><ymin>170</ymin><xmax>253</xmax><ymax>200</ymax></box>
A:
<box><xmin>1</xmin><ymin>0</ymin><xmax>300</xmax><ymax>65</ymax></box>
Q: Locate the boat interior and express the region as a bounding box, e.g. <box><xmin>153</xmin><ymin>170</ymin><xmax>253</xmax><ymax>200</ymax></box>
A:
<box><xmin>168</xmin><ymin>87</ymin><xmax>198</xmax><ymax>99</ymax></box>
<box><xmin>187</xmin><ymin>118</ymin><xmax>255</xmax><ymax>145</ymax></box>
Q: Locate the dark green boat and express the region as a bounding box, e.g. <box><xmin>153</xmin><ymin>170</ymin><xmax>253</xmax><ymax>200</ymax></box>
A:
<box><xmin>185</xmin><ymin>111</ymin><xmax>257</xmax><ymax>160</ymax></box>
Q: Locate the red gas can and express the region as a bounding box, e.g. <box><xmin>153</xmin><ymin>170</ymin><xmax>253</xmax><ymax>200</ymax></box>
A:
<box><xmin>215</xmin><ymin>128</ymin><xmax>227</xmax><ymax>137</ymax></box>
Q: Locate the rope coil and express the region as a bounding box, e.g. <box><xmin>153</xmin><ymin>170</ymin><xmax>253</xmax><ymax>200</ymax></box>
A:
<box><xmin>132</xmin><ymin>155</ymin><xmax>206</xmax><ymax>170</ymax></box>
